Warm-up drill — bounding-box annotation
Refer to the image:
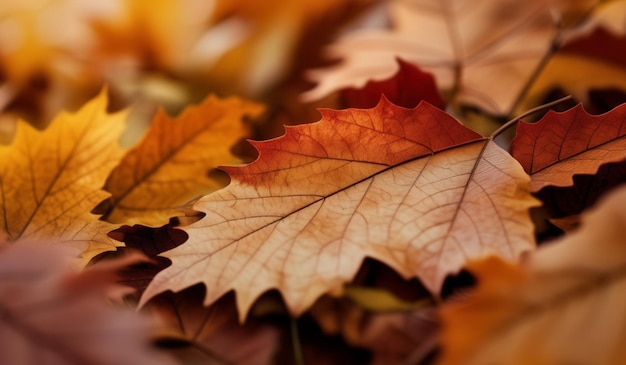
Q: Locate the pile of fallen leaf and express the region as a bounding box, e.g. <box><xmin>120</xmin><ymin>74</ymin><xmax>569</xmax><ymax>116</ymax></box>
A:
<box><xmin>1</xmin><ymin>0</ymin><xmax>626</xmax><ymax>364</ymax></box>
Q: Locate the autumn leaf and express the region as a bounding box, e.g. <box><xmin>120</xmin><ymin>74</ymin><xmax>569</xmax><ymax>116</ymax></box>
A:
<box><xmin>311</xmin><ymin>295</ymin><xmax>438</xmax><ymax>365</ymax></box>
<box><xmin>97</xmin><ymin>95</ymin><xmax>263</xmax><ymax>226</ymax></box>
<box><xmin>148</xmin><ymin>287</ymin><xmax>279</xmax><ymax>365</ymax></box>
<box><xmin>510</xmin><ymin>102</ymin><xmax>626</xmax><ymax>191</ymax></box>
<box><xmin>534</xmin><ymin>160</ymin><xmax>626</xmax><ymax>231</ymax></box>
<box><xmin>141</xmin><ymin>98</ymin><xmax>538</xmax><ymax>320</ymax></box>
<box><xmin>517</xmin><ymin>1</ymin><xmax>626</xmax><ymax>114</ymax></box>
<box><xmin>438</xmin><ymin>184</ymin><xmax>626</xmax><ymax>365</ymax></box>
<box><xmin>303</xmin><ymin>0</ymin><xmax>556</xmax><ymax>115</ymax></box>
<box><xmin>0</xmin><ymin>243</ymin><xmax>176</xmax><ymax>365</ymax></box>
<box><xmin>0</xmin><ymin>0</ymin><xmax>109</xmax><ymax>84</ymax></box>
<box><xmin>0</xmin><ymin>91</ymin><xmax>124</xmax><ymax>264</ymax></box>
<box><xmin>339</xmin><ymin>58</ymin><xmax>446</xmax><ymax>110</ymax></box>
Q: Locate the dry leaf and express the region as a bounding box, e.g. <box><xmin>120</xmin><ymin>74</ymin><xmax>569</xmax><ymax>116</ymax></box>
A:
<box><xmin>304</xmin><ymin>0</ymin><xmax>556</xmax><ymax>115</ymax></box>
<box><xmin>141</xmin><ymin>98</ymin><xmax>538</xmax><ymax>320</ymax></box>
<box><xmin>311</xmin><ymin>295</ymin><xmax>438</xmax><ymax>365</ymax></box>
<box><xmin>517</xmin><ymin>1</ymin><xmax>626</xmax><ymax>113</ymax></box>
<box><xmin>510</xmin><ymin>102</ymin><xmax>626</xmax><ymax>191</ymax></box>
<box><xmin>438</xmin><ymin>183</ymin><xmax>626</xmax><ymax>365</ymax></box>
<box><xmin>149</xmin><ymin>288</ymin><xmax>279</xmax><ymax>365</ymax></box>
<box><xmin>0</xmin><ymin>243</ymin><xmax>176</xmax><ymax>365</ymax></box>
<box><xmin>98</xmin><ymin>95</ymin><xmax>263</xmax><ymax>226</ymax></box>
<box><xmin>0</xmin><ymin>0</ymin><xmax>112</xmax><ymax>84</ymax></box>
<box><xmin>535</xmin><ymin>160</ymin><xmax>626</xmax><ymax>226</ymax></box>
<box><xmin>0</xmin><ymin>91</ymin><xmax>124</xmax><ymax>264</ymax></box>
<box><xmin>339</xmin><ymin>58</ymin><xmax>446</xmax><ymax>110</ymax></box>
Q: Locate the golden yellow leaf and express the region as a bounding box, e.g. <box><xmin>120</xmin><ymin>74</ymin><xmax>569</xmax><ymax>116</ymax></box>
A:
<box><xmin>98</xmin><ymin>95</ymin><xmax>263</xmax><ymax>226</ymax></box>
<box><xmin>142</xmin><ymin>99</ymin><xmax>538</xmax><ymax>320</ymax></box>
<box><xmin>438</xmin><ymin>185</ymin><xmax>626</xmax><ymax>365</ymax></box>
<box><xmin>0</xmin><ymin>91</ymin><xmax>125</xmax><ymax>265</ymax></box>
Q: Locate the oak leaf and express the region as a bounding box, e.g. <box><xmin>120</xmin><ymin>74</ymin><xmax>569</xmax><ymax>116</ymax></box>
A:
<box><xmin>142</xmin><ymin>98</ymin><xmax>538</xmax><ymax>319</ymax></box>
<box><xmin>510</xmin><ymin>102</ymin><xmax>626</xmax><ymax>191</ymax></box>
<box><xmin>0</xmin><ymin>243</ymin><xmax>176</xmax><ymax>365</ymax></box>
<box><xmin>303</xmin><ymin>0</ymin><xmax>556</xmax><ymax>115</ymax></box>
<box><xmin>98</xmin><ymin>95</ymin><xmax>263</xmax><ymax>226</ymax></box>
<box><xmin>438</xmin><ymin>184</ymin><xmax>626</xmax><ymax>365</ymax></box>
<box><xmin>0</xmin><ymin>91</ymin><xmax>124</xmax><ymax>264</ymax></box>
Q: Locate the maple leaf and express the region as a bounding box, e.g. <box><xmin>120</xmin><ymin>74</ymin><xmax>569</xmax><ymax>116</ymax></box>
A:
<box><xmin>0</xmin><ymin>91</ymin><xmax>124</xmax><ymax>264</ymax></box>
<box><xmin>509</xmin><ymin>102</ymin><xmax>626</xmax><ymax>191</ymax></box>
<box><xmin>437</xmin><ymin>184</ymin><xmax>626</xmax><ymax>365</ymax></box>
<box><xmin>303</xmin><ymin>0</ymin><xmax>556</xmax><ymax>115</ymax></box>
<box><xmin>97</xmin><ymin>95</ymin><xmax>263</xmax><ymax>226</ymax></box>
<box><xmin>148</xmin><ymin>287</ymin><xmax>279</xmax><ymax>365</ymax></box>
<box><xmin>0</xmin><ymin>243</ymin><xmax>176</xmax><ymax>365</ymax></box>
<box><xmin>141</xmin><ymin>98</ymin><xmax>538</xmax><ymax>320</ymax></box>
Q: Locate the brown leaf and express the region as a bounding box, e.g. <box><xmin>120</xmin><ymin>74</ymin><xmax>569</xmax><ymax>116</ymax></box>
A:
<box><xmin>311</xmin><ymin>295</ymin><xmax>438</xmax><ymax>365</ymax></box>
<box><xmin>148</xmin><ymin>288</ymin><xmax>279</xmax><ymax>365</ymax></box>
<box><xmin>510</xmin><ymin>102</ymin><xmax>626</xmax><ymax>191</ymax></box>
<box><xmin>0</xmin><ymin>91</ymin><xmax>124</xmax><ymax>265</ymax></box>
<box><xmin>535</xmin><ymin>160</ymin><xmax>626</xmax><ymax>223</ymax></box>
<box><xmin>142</xmin><ymin>98</ymin><xmax>538</xmax><ymax>319</ymax></box>
<box><xmin>303</xmin><ymin>0</ymin><xmax>556</xmax><ymax>115</ymax></box>
<box><xmin>438</xmin><ymin>184</ymin><xmax>626</xmax><ymax>365</ymax></box>
<box><xmin>98</xmin><ymin>95</ymin><xmax>263</xmax><ymax>226</ymax></box>
<box><xmin>0</xmin><ymin>243</ymin><xmax>176</xmax><ymax>365</ymax></box>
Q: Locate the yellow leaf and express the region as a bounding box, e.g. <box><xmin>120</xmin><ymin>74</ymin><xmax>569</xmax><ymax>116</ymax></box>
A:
<box><xmin>0</xmin><ymin>91</ymin><xmax>125</xmax><ymax>265</ymax></box>
<box><xmin>343</xmin><ymin>285</ymin><xmax>433</xmax><ymax>312</ymax></box>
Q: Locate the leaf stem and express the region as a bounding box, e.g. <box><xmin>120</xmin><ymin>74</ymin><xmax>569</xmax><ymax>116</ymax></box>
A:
<box><xmin>291</xmin><ymin>317</ymin><xmax>305</xmax><ymax>365</ymax></box>
<box><xmin>506</xmin><ymin>13</ymin><xmax>564</xmax><ymax>117</ymax></box>
<box><xmin>491</xmin><ymin>95</ymin><xmax>573</xmax><ymax>139</ymax></box>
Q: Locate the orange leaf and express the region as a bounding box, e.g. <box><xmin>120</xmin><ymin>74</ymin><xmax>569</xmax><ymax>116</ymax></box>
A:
<box><xmin>438</xmin><ymin>184</ymin><xmax>626</xmax><ymax>365</ymax></box>
<box><xmin>303</xmin><ymin>0</ymin><xmax>555</xmax><ymax>115</ymax></box>
<box><xmin>0</xmin><ymin>91</ymin><xmax>124</xmax><ymax>265</ymax></box>
<box><xmin>510</xmin><ymin>103</ymin><xmax>626</xmax><ymax>191</ymax></box>
<box><xmin>0</xmin><ymin>243</ymin><xmax>176</xmax><ymax>365</ymax></box>
<box><xmin>98</xmin><ymin>95</ymin><xmax>263</xmax><ymax>226</ymax></box>
<box><xmin>142</xmin><ymin>98</ymin><xmax>538</xmax><ymax>319</ymax></box>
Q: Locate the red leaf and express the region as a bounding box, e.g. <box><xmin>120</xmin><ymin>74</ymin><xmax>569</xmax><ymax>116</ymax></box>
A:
<box><xmin>340</xmin><ymin>59</ymin><xmax>446</xmax><ymax>110</ymax></box>
<box><xmin>510</xmin><ymin>103</ymin><xmax>626</xmax><ymax>191</ymax></box>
